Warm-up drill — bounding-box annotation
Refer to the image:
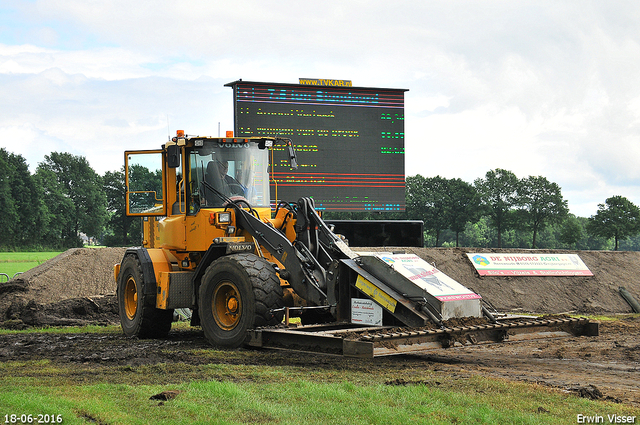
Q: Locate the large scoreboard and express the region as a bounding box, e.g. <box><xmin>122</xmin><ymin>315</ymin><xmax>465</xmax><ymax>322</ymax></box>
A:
<box><xmin>225</xmin><ymin>80</ymin><xmax>407</xmax><ymax>212</ymax></box>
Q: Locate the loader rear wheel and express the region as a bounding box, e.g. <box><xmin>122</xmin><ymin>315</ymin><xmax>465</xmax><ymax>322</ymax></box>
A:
<box><xmin>117</xmin><ymin>254</ymin><xmax>173</xmax><ymax>339</ymax></box>
<box><xmin>198</xmin><ymin>253</ymin><xmax>284</xmax><ymax>348</ymax></box>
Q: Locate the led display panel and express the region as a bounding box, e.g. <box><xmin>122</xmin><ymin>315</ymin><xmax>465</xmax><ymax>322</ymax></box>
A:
<box><xmin>225</xmin><ymin>80</ymin><xmax>407</xmax><ymax>212</ymax></box>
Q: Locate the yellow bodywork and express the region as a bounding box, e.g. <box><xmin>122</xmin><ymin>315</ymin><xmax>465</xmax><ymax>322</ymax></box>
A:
<box><xmin>117</xmin><ymin>137</ymin><xmax>297</xmax><ymax>311</ymax></box>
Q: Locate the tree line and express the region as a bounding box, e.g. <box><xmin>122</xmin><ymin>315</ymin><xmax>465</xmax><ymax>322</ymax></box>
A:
<box><xmin>326</xmin><ymin>168</ymin><xmax>640</xmax><ymax>251</ymax></box>
<box><xmin>1</xmin><ymin>148</ymin><xmax>639</xmax><ymax>251</ymax></box>
<box><xmin>0</xmin><ymin>149</ymin><xmax>127</xmax><ymax>249</ymax></box>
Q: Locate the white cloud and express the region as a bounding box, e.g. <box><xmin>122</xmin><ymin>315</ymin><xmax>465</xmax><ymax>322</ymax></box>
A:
<box><xmin>1</xmin><ymin>1</ymin><xmax>640</xmax><ymax>217</ymax></box>
<box><xmin>0</xmin><ymin>44</ymin><xmax>162</xmax><ymax>80</ymax></box>
<box><xmin>0</xmin><ymin>68</ymin><xmax>235</xmax><ymax>174</ymax></box>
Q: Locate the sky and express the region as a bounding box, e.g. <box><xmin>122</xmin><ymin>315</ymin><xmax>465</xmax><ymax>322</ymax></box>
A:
<box><xmin>1</xmin><ymin>0</ymin><xmax>640</xmax><ymax>217</ymax></box>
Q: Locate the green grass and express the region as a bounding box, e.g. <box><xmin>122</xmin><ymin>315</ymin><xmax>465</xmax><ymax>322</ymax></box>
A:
<box><xmin>0</xmin><ymin>251</ymin><xmax>62</xmax><ymax>281</ymax></box>
<box><xmin>0</xmin><ymin>362</ymin><xmax>637</xmax><ymax>425</ymax></box>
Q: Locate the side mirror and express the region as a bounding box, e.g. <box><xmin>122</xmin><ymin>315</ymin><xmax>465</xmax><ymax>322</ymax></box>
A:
<box><xmin>286</xmin><ymin>141</ymin><xmax>298</xmax><ymax>170</ymax></box>
<box><xmin>166</xmin><ymin>144</ymin><xmax>180</xmax><ymax>168</ymax></box>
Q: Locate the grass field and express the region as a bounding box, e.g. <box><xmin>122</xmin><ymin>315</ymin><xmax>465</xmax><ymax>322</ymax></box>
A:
<box><xmin>0</xmin><ymin>373</ymin><xmax>617</xmax><ymax>425</ymax></box>
<box><xmin>0</xmin><ymin>252</ymin><xmax>63</xmax><ymax>281</ymax></box>
<box><xmin>0</xmin><ymin>325</ymin><xmax>638</xmax><ymax>425</ymax></box>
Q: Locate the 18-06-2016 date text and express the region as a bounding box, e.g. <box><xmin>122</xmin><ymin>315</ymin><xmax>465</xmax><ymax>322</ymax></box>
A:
<box><xmin>4</xmin><ymin>414</ymin><xmax>63</xmax><ymax>424</ymax></box>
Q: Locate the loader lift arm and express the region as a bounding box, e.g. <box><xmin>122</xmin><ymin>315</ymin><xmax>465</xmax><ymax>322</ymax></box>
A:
<box><xmin>230</xmin><ymin>198</ymin><xmax>330</xmax><ymax>306</ymax></box>
<box><xmin>229</xmin><ymin>197</ymin><xmax>364</xmax><ymax>309</ymax></box>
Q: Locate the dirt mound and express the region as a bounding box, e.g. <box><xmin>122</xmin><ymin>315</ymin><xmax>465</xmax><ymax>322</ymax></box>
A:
<box><xmin>0</xmin><ymin>248</ymin><xmax>126</xmax><ymax>327</ymax></box>
<box><xmin>358</xmin><ymin>247</ymin><xmax>640</xmax><ymax>315</ymax></box>
<box><xmin>6</xmin><ymin>248</ymin><xmax>126</xmax><ymax>301</ymax></box>
<box><xmin>2</xmin><ymin>246</ymin><xmax>640</xmax><ymax>328</ymax></box>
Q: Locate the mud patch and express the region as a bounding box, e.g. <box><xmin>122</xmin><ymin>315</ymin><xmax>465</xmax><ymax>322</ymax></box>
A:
<box><xmin>569</xmin><ymin>385</ymin><xmax>623</xmax><ymax>403</ymax></box>
<box><xmin>384</xmin><ymin>378</ymin><xmax>440</xmax><ymax>386</ymax></box>
<box><xmin>149</xmin><ymin>390</ymin><xmax>182</xmax><ymax>401</ymax></box>
<box><xmin>2</xmin><ymin>295</ymin><xmax>119</xmax><ymax>329</ymax></box>
<box><xmin>0</xmin><ymin>318</ymin><xmax>639</xmax><ymax>406</ymax></box>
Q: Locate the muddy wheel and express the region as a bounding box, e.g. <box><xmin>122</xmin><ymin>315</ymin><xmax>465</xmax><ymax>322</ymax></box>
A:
<box><xmin>198</xmin><ymin>253</ymin><xmax>284</xmax><ymax>348</ymax></box>
<box><xmin>117</xmin><ymin>254</ymin><xmax>173</xmax><ymax>338</ymax></box>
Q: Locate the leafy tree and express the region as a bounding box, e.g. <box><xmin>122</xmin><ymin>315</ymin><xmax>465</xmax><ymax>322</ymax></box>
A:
<box><xmin>36</xmin><ymin>152</ymin><xmax>107</xmax><ymax>247</ymax></box>
<box><xmin>517</xmin><ymin>175</ymin><xmax>569</xmax><ymax>248</ymax></box>
<box><xmin>0</xmin><ymin>149</ymin><xmax>49</xmax><ymax>248</ymax></box>
<box><xmin>474</xmin><ymin>169</ymin><xmax>519</xmax><ymax>248</ymax></box>
<box><xmin>103</xmin><ymin>168</ymin><xmax>140</xmax><ymax>246</ymax></box>
<box><xmin>0</xmin><ymin>150</ymin><xmax>19</xmax><ymax>247</ymax></box>
<box><xmin>35</xmin><ymin>167</ymin><xmax>79</xmax><ymax>247</ymax></box>
<box><xmin>459</xmin><ymin>216</ymin><xmax>494</xmax><ymax>247</ymax></box>
<box><xmin>558</xmin><ymin>215</ymin><xmax>584</xmax><ymax>248</ymax></box>
<box><xmin>406</xmin><ymin>175</ymin><xmax>450</xmax><ymax>246</ymax></box>
<box><xmin>447</xmin><ymin>178</ymin><xmax>481</xmax><ymax>247</ymax></box>
<box><xmin>587</xmin><ymin>195</ymin><xmax>640</xmax><ymax>250</ymax></box>
<box><xmin>127</xmin><ymin>164</ymin><xmax>164</xmax><ymax>214</ymax></box>
<box><xmin>620</xmin><ymin>233</ymin><xmax>640</xmax><ymax>251</ymax></box>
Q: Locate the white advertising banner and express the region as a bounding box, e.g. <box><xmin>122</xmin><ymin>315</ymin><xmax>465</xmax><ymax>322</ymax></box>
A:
<box><xmin>375</xmin><ymin>253</ymin><xmax>482</xmax><ymax>301</ymax></box>
<box><xmin>466</xmin><ymin>253</ymin><xmax>593</xmax><ymax>276</ymax></box>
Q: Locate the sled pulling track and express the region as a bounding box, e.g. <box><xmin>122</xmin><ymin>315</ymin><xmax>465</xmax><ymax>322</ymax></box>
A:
<box><xmin>249</xmin><ymin>316</ymin><xmax>598</xmax><ymax>357</ymax></box>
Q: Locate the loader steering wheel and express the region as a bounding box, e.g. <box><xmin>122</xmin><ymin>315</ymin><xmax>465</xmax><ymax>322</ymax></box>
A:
<box><xmin>223</xmin><ymin>196</ymin><xmax>251</xmax><ymax>209</ymax></box>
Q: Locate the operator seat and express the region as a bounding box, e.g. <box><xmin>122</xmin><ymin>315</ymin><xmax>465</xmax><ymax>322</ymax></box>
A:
<box><xmin>204</xmin><ymin>161</ymin><xmax>229</xmax><ymax>205</ymax></box>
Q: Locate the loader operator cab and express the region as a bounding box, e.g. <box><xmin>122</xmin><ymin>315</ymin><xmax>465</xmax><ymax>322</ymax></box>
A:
<box><xmin>124</xmin><ymin>131</ymin><xmax>299</xmax><ymax>257</ymax></box>
<box><xmin>124</xmin><ymin>132</ymin><xmax>286</xmax><ymax>221</ymax></box>
<box><xmin>188</xmin><ymin>140</ymin><xmax>270</xmax><ymax>211</ymax></box>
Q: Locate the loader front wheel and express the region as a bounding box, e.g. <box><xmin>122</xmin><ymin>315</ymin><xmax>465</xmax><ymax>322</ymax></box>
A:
<box><xmin>198</xmin><ymin>253</ymin><xmax>284</xmax><ymax>348</ymax></box>
<box><xmin>117</xmin><ymin>254</ymin><xmax>173</xmax><ymax>339</ymax></box>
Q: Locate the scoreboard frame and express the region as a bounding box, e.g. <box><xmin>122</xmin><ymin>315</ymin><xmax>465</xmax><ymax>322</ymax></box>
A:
<box><xmin>225</xmin><ymin>80</ymin><xmax>407</xmax><ymax>212</ymax></box>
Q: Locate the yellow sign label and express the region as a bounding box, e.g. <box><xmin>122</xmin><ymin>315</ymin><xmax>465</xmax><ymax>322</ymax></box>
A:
<box><xmin>355</xmin><ymin>275</ymin><xmax>397</xmax><ymax>313</ymax></box>
<box><xmin>299</xmin><ymin>78</ymin><xmax>353</xmax><ymax>87</ymax></box>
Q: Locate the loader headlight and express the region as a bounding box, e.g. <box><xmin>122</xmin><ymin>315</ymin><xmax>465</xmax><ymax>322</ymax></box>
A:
<box><xmin>209</xmin><ymin>211</ymin><xmax>232</xmax><ymax>225</ymax></box>
<box><xmin>218</xmin><ymin>212</ymin><xmax>231</xmax><ymax>223</ymax></box>
<box><xmin>209</xmin><ymin>211</ymin><xmax>233</xmax><ymax>226</ymax></box>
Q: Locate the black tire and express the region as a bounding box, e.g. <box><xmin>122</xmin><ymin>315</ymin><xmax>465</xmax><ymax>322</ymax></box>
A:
<box><xmin>198</xmin><ymin>253</ymin><xmax>284</xmax><ymax>348</ymax></box>
<box><xmin>117</xmin><ymin>254</ymin><xmax>173</xmax><ymax>338</ymax></box>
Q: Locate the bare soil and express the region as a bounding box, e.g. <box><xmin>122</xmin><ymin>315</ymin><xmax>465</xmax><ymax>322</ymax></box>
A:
<box><xmin>0</xmin><ymin>247</ymin><xmax>639</xmax><ymax>407</ymax></box>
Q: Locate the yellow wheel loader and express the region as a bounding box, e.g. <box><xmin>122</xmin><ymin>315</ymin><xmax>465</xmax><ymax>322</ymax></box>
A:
<box><xmin>115</xmin><ymin>131</ymin><xmax>598</xmax><ymax>357</ymax></box>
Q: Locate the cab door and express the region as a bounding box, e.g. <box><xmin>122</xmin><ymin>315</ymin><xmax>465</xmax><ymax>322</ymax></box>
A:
<box><xmin>124</xmin><ymin>150</ymin><xmax>167</xmax><ymax>216</ymax></box>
